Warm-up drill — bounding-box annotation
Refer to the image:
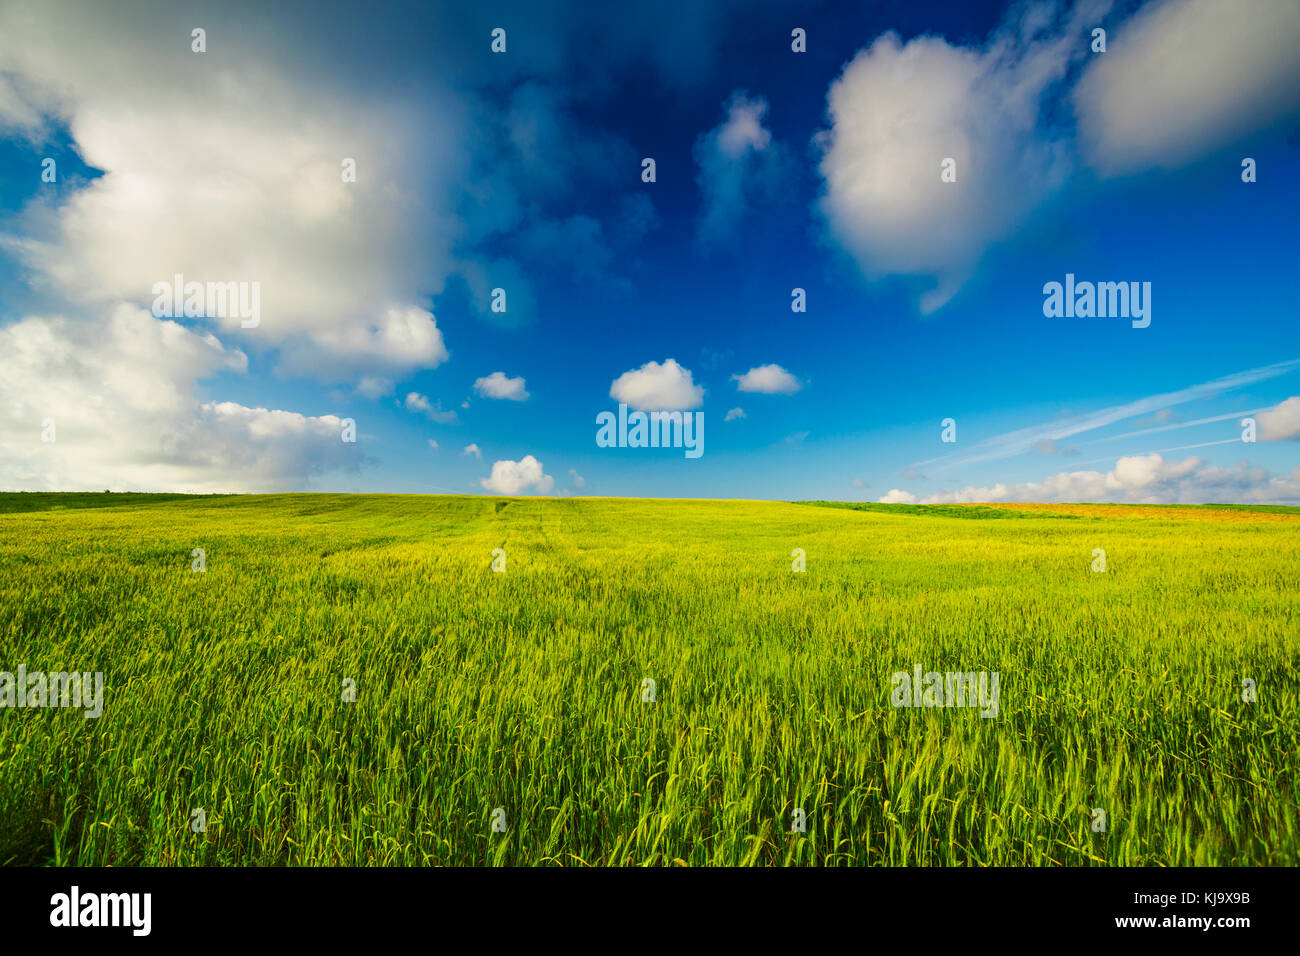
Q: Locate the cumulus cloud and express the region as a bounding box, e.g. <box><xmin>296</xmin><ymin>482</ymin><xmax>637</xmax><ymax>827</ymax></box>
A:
<box><xmin>610</xmin><ymin>358</ymin><xmax>704</xmax><ymax>411</ymax></box>
<box><xmin>404</xmin><ymin>392</ymin><xmax>459</xmax><ymax>424</ymax></box>
<box><xmin>852</xmin><ymin>477</ymin><xmax>869</xmax><ymax>488</ymax></box>
<box><xmin>427</xmin><ymin>439</ymin><xmax>439</xmax><ymax>450</ymax></box>
<box><xmin>481</xmin><ymin>455</ymin><xmax>554</xmax><ymax>495</ymax></box>
<box><xmin>694</xmin><ymin>91</ymin><xmax>788</xmax><ymax>243</ymax></box>
<box><xmin>733</xmin><ymin>364</ymin><xmax>801</xmax><ymax>394</ymax></box>
<box><xmin>568</xmin><ymin>468</ymin><xmax>585</xmax><ymax>490</ymax></box>
<box><xmin>1074</xmin><ymin>0</ymin><xmax>1300</xmax><ymax>174</ymax></box>
<box><xmin>0</xmin><ymin>2</ymin><xmax>465</xmax><ymax>386</ymax></box>
<box><xmin>815</xmin><ymin>3</ymin><xmax>1103</xmax><ymax>312</ymax></box>
<box><xmin>462</xmin><ymin>443</ymin><xmax>482</xmax><ymax>460</ymax></box>
<box><xmin>1256</xmin><ymin>396</ymin><xmax>1300</xmax><ymax>441</ymax></box>
<box><xmin>0</xmin><ymin>306</ymin><xmax>358</xmax><ymax>492</ymax></box>
<box><xmin>724</xmin><ymin>407</ymin><xmax>746</xmax><ymax>421</ymax></box>
<box><xmin>816</xmin><ymin>0</ymin><xmax>1300</xmax><ymax>313</ymax></box>
<box><xmin>473</xmin><ymin>371</ymin><xmax>530</xmax><ymax>401</ymax></box>
<box><xmin>882</xmin><ymin>453</ymin><xmax>1300</xmax><ymax>505</ymax></box>
<box><xmin>0</xmin><ymin>0</ymin><xmax>492</xmax><ymax>491</ymax></box>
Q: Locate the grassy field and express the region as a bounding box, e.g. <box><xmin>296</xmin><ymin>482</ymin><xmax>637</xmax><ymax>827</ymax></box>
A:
<box><xmin>1</xmin><ymin>493</ymin><xmax>1297</xmax><ymax>866</ymax></box>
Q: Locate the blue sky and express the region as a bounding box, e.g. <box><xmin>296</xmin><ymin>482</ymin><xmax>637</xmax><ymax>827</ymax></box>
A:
<box><xmin>1</xmin><ymin>0</ymin><xmax>1298</xmax><ymax>502</ymax></box>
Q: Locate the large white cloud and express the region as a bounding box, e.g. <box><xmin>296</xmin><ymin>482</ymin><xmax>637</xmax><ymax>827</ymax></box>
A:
<box><xmin>815</xmin><ymin>3</ymin><xmax>1100</xmax><ymax>313</ymax></box>
<box><xmin>880</xmin><ymin>453</ymin><xmax>1300</xmax><ymax>505</ymax></box>
<box><xmin>0</xmin><ymin>305</ymin><xmax>359</xmax><ymax>492</ymax></box>
<box><xmin>0</xmin><ymin>1</ymin><xmax>478</xmax><ymax>491</ymax></box>
<box><xmin>0</xmin><ymin>1</ymin><xmax>465</xmax><ymax>384</ymax></box>
<box><xmin>480</xmin><ymin>455</ymin><xmax>553</xmax><ymax>495</ymax></box>
<box><xmin>1073</xmin><ymin>0</ymin><xmax>1300</xmax><ymax>174</ymax></box>
<box><xmin>609</xmin><ymin>358</ymin><xmax>704</xmax><ymax>411</ymax></box>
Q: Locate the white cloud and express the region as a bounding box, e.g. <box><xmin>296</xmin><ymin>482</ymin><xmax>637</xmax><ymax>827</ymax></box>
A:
<box><xmin>404</xmin><ymin>392</ymin><xmax>458</xmax><ymax>424</ymax></box>
<box><xmin>733</xmin><ymin>364</ymin><xmax>801</xmax><ymax>394</ymax></box>
<box><xmin>815</xmin><ymin>5</ymin><xmax>1098</xmax><ymax>312</ymax></box>
<box><xmin>0</xmin><ymin>305</ymin><xmax>358</xmax><ymax>492</ymax></box>
<box><xmin>878</xmin><ymin>489</ymin><xmax>917</xmax><ymax>504</ymax></box>
<box><xmin>568</xmin><ymin>468</ymin><xmax>585</xmax><ymax>490</ymax></box>
<box><xmin>1256</xmin><ymin>397</ymin><xmax>1300</xmax><ymax>441</ymax></box>
<box><xmin>610</xmin><ymin>358</ymin><xmax>704</xmax><ymax>411</ymax></box>
<box><xmin>724</xmin><ymin>407</ymin><xmax>746</xmax><ymax>421</ymax></box>
<box><xmin>852</xmin><ymin>477</ymin><xmax>869</xmax><ymax>488</ymax></box>
<box><xmin>282</xmin><ymin>308</ymin><xmax>449</xmax><ymax>384</ymax></box>
<box><xmin>0</xmin><ymin>2</ymin><xmax>465</xmax><ymax>386</ymax></box>
<box><xmin>1074</xmin><ymin>0</ymin><xmax>1300</xmax><ymax>175</ymax></box>
<box><xmin>0</xmin><ymin>1</ymin><xmax>489</xmax><ymax>491</ymax></box>
<box><xmin>481</xmin><ymin>455</ymin><xmax>554</xmax><ymax>495</ymax></box>
<box><xmin>473</xmin><ymin>371</ymin><xmax>530</xmax><ymax>401</ymax></box>
<box><xmin>694</xmin><ymin>91</ymin><xmax>787</xmax><ymax>243</ymax></box>
<box><xmin>427</xmin><ymin>439</ymin><xmax>439</xmax><ymax>450</ymax></box>
<box><xmin>462</xmin><ymin>443</ymin><xmax>482</xmax><ymax>460</ymax></box>
<box><xmin>885</xmin><ymin>453</ymin><xmax>1300</xmax><ymax>505</ymax></box>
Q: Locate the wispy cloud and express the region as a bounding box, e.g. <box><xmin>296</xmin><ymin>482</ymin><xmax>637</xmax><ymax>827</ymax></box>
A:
<box><xmin>912</xmin><ymin>359</ymin><xmax>1300</xmax><ymax>471</ymax></box>
<box><xmin>1076</xmin><ymin>409</ymin><xmax>1265</xmax><ymax>446</ymax></box>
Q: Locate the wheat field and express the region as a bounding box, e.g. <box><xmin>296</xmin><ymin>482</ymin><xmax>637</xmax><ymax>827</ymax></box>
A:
<box><xmin>0</xmin><ymin>493</ymin><xmax>1296</xmax><ymax>866</ymax></box>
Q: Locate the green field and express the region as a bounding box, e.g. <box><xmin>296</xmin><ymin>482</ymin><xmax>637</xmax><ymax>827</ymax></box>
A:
<box><xmin>1</xmin><ymin>493</ymin><xmax>1297</xmax><ymax>866</ymax></box>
